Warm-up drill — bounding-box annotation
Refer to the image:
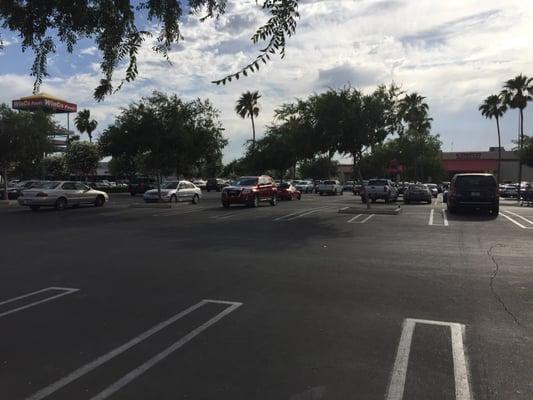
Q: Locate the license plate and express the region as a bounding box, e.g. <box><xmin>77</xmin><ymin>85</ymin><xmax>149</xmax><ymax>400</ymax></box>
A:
<box><xmin>471</xmin><ymin>192</ymin><xmax>480</xmax><ymax>197</ymax></box>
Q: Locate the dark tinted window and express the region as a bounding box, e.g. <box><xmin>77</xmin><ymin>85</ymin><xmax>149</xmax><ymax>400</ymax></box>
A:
<box><xmin>323</xmin><ymin>180</ymin><xmax>336</xmax><ymax>185</ymax></box>
<box><xmin>61</xmin><ymin>182</ymin><xmax>77</xmax><ymax>190</ymax></box>
<box><xmin>409</xmin><ymin>184</ymin><xmax>427</xmax><ymax>190</ymax></box>
<box><xmin>455</xmin><ymin>176</ymin><xmax>496</xmax><ymax>188</ymax></box>
<box><xmin>234</xmin><ymin>178</ymin><xmax>258</xmax><ymax>186</ymax></box>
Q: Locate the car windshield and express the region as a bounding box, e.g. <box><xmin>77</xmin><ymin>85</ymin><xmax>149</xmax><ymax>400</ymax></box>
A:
<box><xmin>233</xmin><ymin>178</ymin><xmax>258</xmax><ymax>186</ymax></box>
<box><xmin>456</xmin><ymin>176</ymin><xmax>496</xmax><ymax>188</ymax></box>
<box><xmin>161</xmin><ymin>182</ymin><xmax>179</xmax><ymax>189</ymax></box>
<box><xmin>280</xmin><ymin>183</ymin><xmax>290</xmax><ymax>188</ymax></box>
<box><xmin>323</xmin><ymin>180</ymin><xmax>336</xmax><ymax>185</ymax></box>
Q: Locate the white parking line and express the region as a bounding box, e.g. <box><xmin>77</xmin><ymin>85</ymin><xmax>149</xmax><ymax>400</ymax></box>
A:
<box><xmin>428</xmin><ymin>209</ymin><xmax>434</xmax><ymax>225</ymax></box>
<box><xmin>503</xmin><ymin>210</ymin><xmax>533</xmax><ymax>226</ymax></box>
<box><xmin>386</xmin><ymin>318</ymin><xmax>472</xmax><ymax>400</ymax></box>
<box><xmin>359</xmin><ymin>214</ymin><xmax>375</xmax><ymax>223</ymax></box>
<box><xmin>0</xmin><ymin>287</ymin><xmax>79</xmax><ymax>319</ymax></box>
<box><xmin>499</xmin><ymin>212</ymin><xmax>533</xmax><ymax>229</ymax></box>
<box><xmin>25</xmin><ymin>299</ymin><xmax>242</xmax><ymax>400</ymax></box>
<box><xmin>442</xmin><ymin>209</ymin><xmax>449</xmax><ymax>226</ymax></box>
<box><xmin>274</xmin><ymin>208</ymin><xmax>325</xmax><ymax>221</ymax></box>
<box><xmin>347</xmin><ymin>214</ymin><xmax>362</xmax><ymax>223</ymax></box>
<box><xmin>284</xmin><ymin>209</ymin><xmax>323</xmax><ymax>221</ymax></box>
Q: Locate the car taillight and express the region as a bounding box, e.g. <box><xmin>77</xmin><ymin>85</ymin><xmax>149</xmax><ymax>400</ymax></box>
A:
<box><xmin>36</xmin><ymin>192</ymin><xmax>48</xmax><ymax>197</ymax></box>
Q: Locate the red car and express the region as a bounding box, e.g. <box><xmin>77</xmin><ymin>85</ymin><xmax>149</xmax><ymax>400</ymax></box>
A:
<box><xmin>277</xmin><ymin>182</ymin><xmax>301</xmax><ymax>201</ymax></box>
<box><xmin>221</xmin><ymin>175</ymin><xmax>277</xmax><ymax>208</ymax></box>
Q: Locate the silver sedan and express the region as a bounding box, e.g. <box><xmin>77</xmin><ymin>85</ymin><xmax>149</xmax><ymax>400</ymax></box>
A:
<box><xmin>143</xmin><ymin>181</ymin><xmax>202</xmax><ymax>204</ymax></box>
<box><xmin>18</xmin><ymin>181</ymin><xmax>109</xmax><ymax>211</ymax></box>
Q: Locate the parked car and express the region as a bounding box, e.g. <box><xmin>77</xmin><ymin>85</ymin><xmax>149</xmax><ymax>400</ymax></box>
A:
<box><xmin>318</xmin><ymin>180</ymin><xmax>343</xmax><ymax>196</ymax></box>
<box><xmin>18</xmin><ymin>181</ymin><xmax>109</xmax><ymax>210</ymax></box>
<box><xmin>192</xmin><ymin>179</ymin><xmax>207</xmax><ymax>190</ymax></box>
<box><xmin>128</xmin><ymin>177</ymin><xmax>156</xmax><ymax>195</ymax></box>
<box><xmin>361</xmin><ymin>179</ymin><xmax>398</xmax><ymax>203</ymax></box>
<box><xmin>221</xmin><ymin>175</ymin><xmax>277</xmax><ymax>208</ymax></box>
<box><xmin>447</xmin><ymin>173</ymin><xmax>499</xmax><ymax>215</ymax></box>
<box><xmin>143</xmin><ymin>180</ymin><xmax>201</xmax><ymax>204</ymax></box>
<box><xmin>1</xmin><ymin>180</ymin><xmax>42</xmax><ymax>200</ymax></box>
<box><xmin>293</xmin><ymin>180</ymin><xmax>314</xmax><ymax>193</ymax></box>
<box><xmin>426</xmin><ymin>183</ymin><xmax>439</xmax><ymax>198</ymax></box>
<box><xmin>403</xmin><ymin>184</ymin><xmax>432</xmax><ymax>204</ymax></box>
<box><xmin>500</xmin><ymin>184</ymin><xmax>518</xmax><ymax>198</ymax></box>
<box><xmin>277</xmin><ymin>182</ymin><xmax>302</xmax><ymax>200</ymax></box>
<box><xmin>352</xmin><ymin>180</ymin><xmax>368</xmax><ymax>195</ymax></box>
<box><xmin>343</xmin><ymin>181</ymin><xmax>355</xmax><ymax>192</ymax></box>
<box><xmin>205</xmin><ymin>178</ymin><xmax>228</xmax><ymax>192</ymax></box>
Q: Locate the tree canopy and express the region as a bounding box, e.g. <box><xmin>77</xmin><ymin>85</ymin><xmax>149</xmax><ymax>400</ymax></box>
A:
<box><xmin>99</xmin><ymin>91</ymin><xmax>227</xmax><ymax>182</ymax></box>
<box><xmin>0</xmin><ymin>0</ymin><xmax>300</xmax><ymax>100</ymax></box>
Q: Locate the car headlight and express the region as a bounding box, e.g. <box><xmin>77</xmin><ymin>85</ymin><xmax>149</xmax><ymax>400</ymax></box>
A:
<box><xmin>242</xmin><ymin>189</ymin><xmax>251</xmax><ymax>194</ymax></box>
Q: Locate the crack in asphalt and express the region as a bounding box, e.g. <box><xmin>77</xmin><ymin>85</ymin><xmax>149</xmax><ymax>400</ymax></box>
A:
<box><xmin>487</xmin><ymin>244</ymin><xmax>521</xmax><ymax>326</ymax></box>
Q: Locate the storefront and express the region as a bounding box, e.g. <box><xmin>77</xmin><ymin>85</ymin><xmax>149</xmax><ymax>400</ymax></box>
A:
<box><xmin>441</xmin><ymin>149</ymin><xmax>533</xmax><ymax>182</ymax></box>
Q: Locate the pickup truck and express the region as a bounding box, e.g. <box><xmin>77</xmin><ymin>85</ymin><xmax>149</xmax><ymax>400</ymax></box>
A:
<box><xmin>361</xmin><ymin>179</ymin><xmax>398</xmax><ymax>203</ymax></box>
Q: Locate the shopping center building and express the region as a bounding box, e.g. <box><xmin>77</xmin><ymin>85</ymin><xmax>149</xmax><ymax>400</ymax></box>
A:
<box><xmin>441</xmin><ymin>148</ymin><xmax>533</xmax><ymax>182</ymax></box>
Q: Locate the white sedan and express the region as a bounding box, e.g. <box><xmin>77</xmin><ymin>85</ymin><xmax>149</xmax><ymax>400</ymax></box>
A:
<box><xmin>143</xmin><ymin>181</ymin><xmax>202</xmax><ymax>204</ymax></box>
<box><xmin>18</xmin><ymin>181</ymin><xmax>109</xmax><ymax>211</ymax></box>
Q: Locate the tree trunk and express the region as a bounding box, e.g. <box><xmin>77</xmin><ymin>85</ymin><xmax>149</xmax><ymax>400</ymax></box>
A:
<box><xmin>250</xmin><ymin>113</ymin><xmax>256</xmax><ymax>148</ymax></box>
<box><xmin>354</xmin><ymin>152</ymin><xmax>370</xmax><ymax>209</ymax></box>
<box><xmin>496</xmin><ymin>117</ymin><xmax>502</xmax><ymax>185</ymax></box>
<box><xmin>518</xmin><ymin>108</ymin><xmax>524</xmax><ymax>200</ymax></box>
<box><xmin>157</xmin><ymin>171</ymin><xmax>162</xmax><ymax>202</ymax></box>
<box><xmin>2</xmin><ymin>167</ymin><xmax>8</xmax><ymax>201</ymax></box>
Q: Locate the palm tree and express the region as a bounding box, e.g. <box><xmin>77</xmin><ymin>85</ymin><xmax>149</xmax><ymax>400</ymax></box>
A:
<box><xmin>398</xmin><ymin>92</ymin><xmax>431</xmax><ymax>132</ymax></box>
<box><xmin>74</xmin><ymin>109</ymin><xmax>98</xmax><ymax>143</ymax></box>
<box><xmin>235</xmin><ymin>91</ymin><xmax>261</xmax><ymax>147</ymax></box>
<box><xmin>479</xmin><ymin>94</ymin><xmax>507</xmax><ymax>184</ymax></box>
<box><xmin>501</xmin><ymin>74</ymin><xmax>533</xmax><ymax>192</ymax></box>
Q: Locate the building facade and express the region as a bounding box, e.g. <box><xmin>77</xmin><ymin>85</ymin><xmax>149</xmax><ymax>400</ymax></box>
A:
<box><xmin>441</xmin><ymin>149</ymin><xmax>533</xmax><ymax>182</ymax></box>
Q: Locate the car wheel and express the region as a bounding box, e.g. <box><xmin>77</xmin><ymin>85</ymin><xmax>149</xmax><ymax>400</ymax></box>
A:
<box><xmin>29</xmin><ymin>205</ymin><xmax>40</xmax><ymax>211</ymax></box>
<box><xmin>361</xmin><ymin>196</ymin><xmax>367</xmax><ymax>203</ymax></box>
<box><xmin>192</xmin><ymin>194</ymin><xmax>199</xmax><ymax>204</ymax></box>
<box><xmin>170</xmin><ymin>194</ymin><xmax>178</xmax><ymax>203</ymax></box>
<box><xmin>404</xmin><ymin>200</ymin><xmax>410</xmax><ymax>204</ymax></box>
<box><xmin>340</xmin><ymin>190</ymin><xmax>344</xmax><ymax>196</ymax></box>
<box><xmin>319</xmin><ymin>192</ymin><xmax>323</xmax><ymax>196</ymax></box>
<box><xmin>55</xmin><ymin>197</ymin><xmax>67</xmax><ymax>210</ymax></box>
<box><xmin>371</xmin><ymin>198</ymin><xmax>376</xmax><ymax>203</ymax></box>
<box><xmin>270</xmin><ymin>194</ymin><xmax>277</xmax><ymax>206</ymax></box>
<box><xmin>491</xmin><ymin>206</ymin><xmax>499</xmax><ymax>216</ymax></box>
<box><xmin>252</xmin><ymin>195</ymin><xmax>259</xmax><ymax>208</ymax></box>
<box><xmin>297</xmin><ymin>194</ymin><xmax>301</xmax><ymax>200</ymax></box>
<box><xmin>95</xmin><ymin>195</ymin><xmax>105</xmax><ymax>207</ymax></box>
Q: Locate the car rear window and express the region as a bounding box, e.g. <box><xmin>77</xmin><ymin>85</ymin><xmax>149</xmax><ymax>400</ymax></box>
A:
<box><xmin>368</xmin><ymin>180</ymin><xmax>388</xmax><ymax>186</ymax></box>
<box><xmin>409</xmin><ymin>184</ymin><xmax>427</xmax><ymax>190</ymax></box>
<box><xmin>455</xmin><ymin>176</ymin><xmax>496</xmax><ymax>188</ymax></box>
<box><xmin>323</xmin><ymin>180</ymin><xmax>336</xmax><ymax>185</ymax></box>
<box><xmin>234</xmin><ymin>178</ymin><xmax>258</xmax><ymax>186</ymax></box>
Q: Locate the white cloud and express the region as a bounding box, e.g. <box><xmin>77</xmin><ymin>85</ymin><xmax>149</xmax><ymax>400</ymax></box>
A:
<box><xmin>80</xmin><ymin>46</ymin><xmax>98</xmax><ymax>56</ymax></box>
<box><xmin>1</xmin><ymin>0</ymin><xmax>533</xmax><ymax>160</ymax></box>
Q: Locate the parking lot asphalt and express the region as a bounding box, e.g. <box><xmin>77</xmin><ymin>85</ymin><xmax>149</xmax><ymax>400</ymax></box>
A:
<box><xmin>1</xmin><ymin>192</ymin><xmax>532</xmax><ymax>400</ymax></box>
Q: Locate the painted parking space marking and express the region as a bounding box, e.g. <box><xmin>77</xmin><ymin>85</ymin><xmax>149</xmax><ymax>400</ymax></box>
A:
<box><xmin>428</xmin><ymin>209</ymin><xmax>449</xmax><ymax>226</ymax></box>
<box><xmin>499</xmin><ymin>211</ymin><xmax>533</xmax><ymax>229</ymax></box>
<box><xmin>0</xmin><ymin>287</ymin><xmax>79</xmax><ymax>319</ymax></box>
<box><xmin>25</xmin><ymin>299</ymin><xmax>242</xmax><ymax>400</ymax></box>
<box><xmin>346</xmin><ymin>214</ymin><xmax>362</xmax><ymax>223</ymax></box>
<box><xmin>284</xmin><ymin>208</ymin><xmax>323</xmax><ymax>221</ymax></box>
<box><xmin>274</xmin><ymin>207</ymin><xmax>326</xmax><ymax>221</ymax></box>
<box><xmin>386</xmin><ymin>318</ymin><xmax>471</xmax><ymax>400</ymax></box>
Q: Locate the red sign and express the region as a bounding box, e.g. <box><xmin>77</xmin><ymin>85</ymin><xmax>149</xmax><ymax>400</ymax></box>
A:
<box><xmin>12</xmin><ymin>98</ymin><xmax>77</xmax><ymax>113</ymax></box>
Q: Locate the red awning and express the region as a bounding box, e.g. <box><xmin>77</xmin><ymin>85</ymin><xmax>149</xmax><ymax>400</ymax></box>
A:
<box><xmin>442</xmin><ymin>159</ymin><xmax>497</xmax><ymax>173</ymax></box>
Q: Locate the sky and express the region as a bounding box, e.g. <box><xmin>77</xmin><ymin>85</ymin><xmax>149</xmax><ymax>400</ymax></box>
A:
<box><xmin>1</xmin><ymin>0</ymin><xmax>533</xmax><ymax>163</ymax></box>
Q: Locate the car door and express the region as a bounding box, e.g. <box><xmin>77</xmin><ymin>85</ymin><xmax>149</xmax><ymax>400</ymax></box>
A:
<box><xmin>176</xmin><ymin>182</ymin><xmax>186</xmax><ymax>202</ymax></box>
<box><xmin>61</xmin><ymin>182</ymin><xmax>82</xmax><ymax>204</ymax></box>
<box><xmin>75</xmin><ymin>183</ymin><xmax>93</xmax><ymax>203</ymax></box>
<box><xmin>184</xmin><ymin>182</ymin><xmax>194</xmax><ymax>201</ymax></box>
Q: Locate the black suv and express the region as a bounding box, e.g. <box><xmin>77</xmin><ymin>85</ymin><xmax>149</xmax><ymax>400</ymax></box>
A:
<box><xmin>447</xmin><ymin>173</ymin><xmax>499</xmax><ymax>215</ymax></box>
<box><xmin>206</xmin><ymin>178</ymin><xmax>227</xmax><ymax>192</ymax></box>
<box><xmin>128</xmin><ymin>177</ymin><xmax>156</xmax><ymax>196</ymax></box>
